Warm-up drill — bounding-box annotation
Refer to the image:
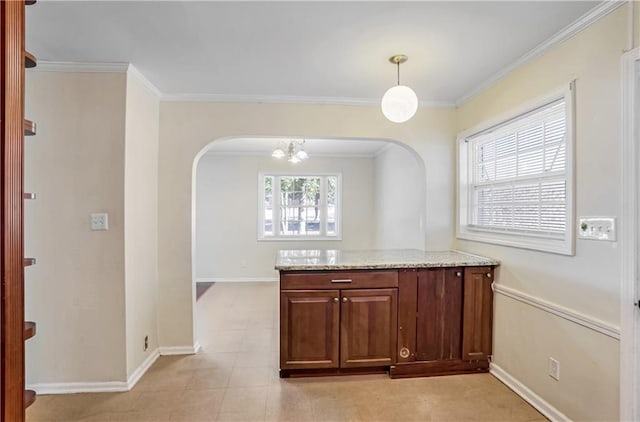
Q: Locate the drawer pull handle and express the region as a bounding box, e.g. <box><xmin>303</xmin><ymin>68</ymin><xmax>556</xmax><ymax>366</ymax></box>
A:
<box><xmin>342</xmin><ymin>297</ymin><xmax>348</xmax><ymax>302</ymax></box>
<box><xmin>333</xmin><ymin>297</ymin><xmax>339</xmax><ymax>302</ymax></box>
<box><xmin>331</xmin><ymin>279</ymin><xmax>352</xmax><ymax>283</ymax></box>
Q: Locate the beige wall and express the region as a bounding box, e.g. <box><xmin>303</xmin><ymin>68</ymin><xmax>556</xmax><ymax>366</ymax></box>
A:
<box><xmin>196</xmin><ymin>154</ymin><xmax>378</xmax><ymax>280</ymax></box>
<box><xmin>159</xmin><ymin>103</ymin><xmax>456</xmax><ymax>347</ymax></box>
<box><xmin>374</xmin><ymin>143</ymin><xmax>426</xmax><ymax>250</ymax></box>
<box><xmin>455</xmin><ymin>8</ymin><xmax>626</xmax><ymax>421</ymax></box>
<box><xmin>24</xmin><ymin>72</ymin><xmax>127</xmax><ymax>384</ymax></box>
<box><xmin>124</xmin><ymin>69</ymin><xmax>160</xmax><ymax>377</ymax></box>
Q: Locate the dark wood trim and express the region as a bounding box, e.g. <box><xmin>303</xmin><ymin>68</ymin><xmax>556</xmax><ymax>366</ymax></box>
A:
<box><xmin>280</xmin><ymin>366</ymin><xmax>388</xmax><ymax>378</ymax></box>
<box><xmin>389</xmin><ymin>359</ymin><xmax>489</xmax><ymax>379</ymax></box>
<box><xmin>23</xmin><ymin>51</ymin><xmax>35</xmax><ymax>69</ymax></box>
<box><xmin>23</xmin><ymin>390</ymin><xmax>35</xmax><ymax>409</ymax></box>
<box><xmin>1</xmin><ymin>0</ymin><xmax>27</xmax><ymax>419</ymax></box>
<box><xmin>23</xmin><ymin>322</ymin><xmax>35</xmax><ymax>341</ymax></box>
<box><xmin>396</xmin><ymin>269</ymin><xmax>417</xmax><ymax>363</ymax></box>
<box><xmin>25</xmin><ymin>1</ymin><xmax>36</xmax><ymax>5</ymax></box>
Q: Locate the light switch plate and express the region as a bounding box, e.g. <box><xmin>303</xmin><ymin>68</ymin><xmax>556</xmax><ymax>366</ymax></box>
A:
<box><xmin>578</xmin><ymin>217</ymin><xmax>616</xmax><ymax>241</ymax></box>
<box><xmin>91</xmin><ymin>213</ymin><xmax>109</xmax><ymax>231</ymax></box>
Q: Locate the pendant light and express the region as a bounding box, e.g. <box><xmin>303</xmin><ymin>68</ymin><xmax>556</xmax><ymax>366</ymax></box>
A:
<box><xmin>381</xmin><ymin>55</ymin><xmax>418</xmax><ymax>123</ymax></box>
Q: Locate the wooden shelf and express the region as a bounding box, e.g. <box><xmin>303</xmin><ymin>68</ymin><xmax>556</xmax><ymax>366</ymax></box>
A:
<box><xmin>23</xmin><ymin>193</ymin><xmax>36</xmax><ymax>200</ymax></box>
<box><xmin>24</xmin><ymin>389</ymin><xmax>36</xmax><ymax>409</ymax></box>
<box><xmin>24</xmin><ymin>51</ymin><xmax>36</xmax><ymax>69</ymax></box>
<box><xmin>23</xmin><ymin>258</ymin><xmax>36</xmax><ymax>267</ymax></box>
<box><xmin>24</xmin><ymin>321</ymin><xmax>36</xmax><ymax>341</ymax></box>
<box><xmin>24</xmin><ymin>119</ymin><xmax>36</xmax><ymax>136</ymax></box>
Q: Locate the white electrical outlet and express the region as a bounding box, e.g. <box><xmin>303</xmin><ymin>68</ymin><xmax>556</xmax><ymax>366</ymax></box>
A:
<box><xmin>578</xmin><ymin>217</ymin><xmax>616</xmax><ymax>241</ymax></box>
<box><xmin>90</xmin><ymin>213</ymin><xmax>109</xmax><ymax>231</ymax></box>
<box><xmin>548</xmin><ymin>357</ymin><xmax>560</xmax><ymax>381</ymax></box>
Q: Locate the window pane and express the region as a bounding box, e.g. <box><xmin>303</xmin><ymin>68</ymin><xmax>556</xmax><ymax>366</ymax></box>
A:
<box><xmin>468</xmin><ymin>98</ymin><xmax>567</xmax><ymax>238</ymax></box>
<box><xmin>261</xmin><ymin>174</ymin><xmax>340</xmax><ymax>239</ymax></box>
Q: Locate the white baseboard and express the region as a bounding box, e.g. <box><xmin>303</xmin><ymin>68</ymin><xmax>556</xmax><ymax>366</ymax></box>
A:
<box><xmin>158</xmin><ymin>342</ymin><xmax>200</xmax><ymax>355</ymax></box>
<box><xmin>126</xmin><ymin>348</ymin><xmax>159</xmax><ymax>390</ymax></box>
<box><xmin>28</xmin><ymin>349</ymin><xmax>161</xmax><ymax>395</ymax></box>
<box><xmin>490</xmin><ymin>363</ymin><xmax>571</xmax><ymax>422</ymax></box>
<box><xmin>28</xmin><ymin>381</ymin><xmax>129</xmax><ymax>395</ymax></box>
<box><xmin>196</xmin><ymin>277</ymin><xmax>278</xmax><ymax>283</ymax></box>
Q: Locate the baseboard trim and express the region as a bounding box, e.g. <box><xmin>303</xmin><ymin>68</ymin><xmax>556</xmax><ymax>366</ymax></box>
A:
<box><xmin>196</xmin><ymin>277</ymin><xmax>278</xmax><ymax>283</ymax></box>
<box><xmin>490</xmin><ymin>363</ymin><xmax>571</xmax><ymax>422</ymax></box>
<box><xmin>158</xmin><ymin>342</ymin><xmax>200</xmax><ymax>355</ymax></box>
<box><xmin>126</xmin><ymin>348</ymin><xmax>159</xmax><ymax>390</ymax></box>
<box><xmin>493</xmin><ymin>283</ymin><xmax>620</xmax><ymax>340</ymax></box>
<box><xmin>27</xmin><ymin>349</ymin><xmax>161</xmax><ymax>395</ymax></box>
<box><xmin>27</xmin><ymin>381</ymin><xmax>129</xmax><ymax>395</ymax></box>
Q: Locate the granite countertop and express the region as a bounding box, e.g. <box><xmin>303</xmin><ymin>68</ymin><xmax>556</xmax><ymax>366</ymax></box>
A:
<box><xmin>274</xmin><ymin>249</ymin><xmax>499</xmax><ymax>271</ymax></box>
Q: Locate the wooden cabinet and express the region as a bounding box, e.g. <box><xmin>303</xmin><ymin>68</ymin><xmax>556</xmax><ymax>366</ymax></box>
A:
<box><xmin>415</xmin><ymin>268</ymin><xmax>462</xmax><ymax>361</ymax></box>
<box><xmin>280</xmin><ymin>290</ymin><xmax>339</xmax><ymax>369</ymax></box>
<box><xmin>462</xmin><ymin>267</ymin><xmax>494</xmax><ymax>361</ymax></box>
<box><xmin>340</xmin><ymin>289</ymin><xmax>397</xmax><ymax>368</ymax></box>
<box><xmin>391</xmin><ymin>266</ymin><xmax>495</xmax><ymax>378</ymax></box>
<box><xmin>279</xmin><ymin>265</ymin><xmax>495</xmax><ymax>378</ymax></box>
<box><xmin>280</xmin><ymin>271</ymin><xmax>398</xmax><ymax>375</ymax></box>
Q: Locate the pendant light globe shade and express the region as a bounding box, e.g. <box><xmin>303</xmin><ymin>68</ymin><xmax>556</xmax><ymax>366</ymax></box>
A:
<box><xmin>381</xmin><ymin>85</ymin><xmax>418</xmax><ymax>123</ymax></box>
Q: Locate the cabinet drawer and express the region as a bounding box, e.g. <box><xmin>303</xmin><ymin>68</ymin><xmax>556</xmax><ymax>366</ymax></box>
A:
<box><xmin>281</xmin><ymin>270</ymin><xmax>398</xmax><ymax>290</ymax></box>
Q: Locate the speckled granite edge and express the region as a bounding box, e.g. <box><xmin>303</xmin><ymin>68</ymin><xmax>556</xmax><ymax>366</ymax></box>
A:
<box><xmin>274</xmin><ymin>249</ymin><xmax>500</xmax><ymax>271</ymax></box>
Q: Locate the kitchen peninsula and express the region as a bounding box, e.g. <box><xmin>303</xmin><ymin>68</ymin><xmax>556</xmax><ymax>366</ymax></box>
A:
<box><xmin>275</xmin><ymin>249</ymin><xmax>499</xmax><ymax>379</ymax></box>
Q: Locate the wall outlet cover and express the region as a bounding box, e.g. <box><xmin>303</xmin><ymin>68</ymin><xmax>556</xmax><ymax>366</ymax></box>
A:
<box><xmin>90</xmin><ymin>213</ymin><xmax>109</xmax><ymax>231</ymax></box>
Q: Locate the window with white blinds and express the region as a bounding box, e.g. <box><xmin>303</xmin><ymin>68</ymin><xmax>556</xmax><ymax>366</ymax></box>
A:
<box><xmin>457</xmin><ymin>86</ymin><xmax>574</xmax><ymax>255</ymax></box>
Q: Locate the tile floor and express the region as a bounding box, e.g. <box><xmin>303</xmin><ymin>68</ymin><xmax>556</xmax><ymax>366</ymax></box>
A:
<box><xmin>26</xmin><ymin>282</ymin><xmax>546</xmax><ymax>422</ymax></box>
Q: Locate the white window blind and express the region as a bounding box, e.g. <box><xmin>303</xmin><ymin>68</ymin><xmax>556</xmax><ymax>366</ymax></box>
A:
<box><xmin>468</xmin><ymin>98</ymin><xmax>567</xmax><ymax>238</ymax></box>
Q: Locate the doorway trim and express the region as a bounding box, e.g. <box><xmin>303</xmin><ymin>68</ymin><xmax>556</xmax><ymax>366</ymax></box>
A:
<box><xmin>620</xmin><ymin>47</ymin><xmax>640</xmax><ymax>422</ymax></box>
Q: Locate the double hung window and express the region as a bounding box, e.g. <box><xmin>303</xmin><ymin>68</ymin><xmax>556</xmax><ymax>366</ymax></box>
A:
<box><xmin>260</xmin><ymin>174</ymin><xmax>341</xmax><ymax>240</ymax></box>
<box><xmin>457</xmin><ymin>86</ymin><xmax>574</xmax><ymax>255</ymax></box>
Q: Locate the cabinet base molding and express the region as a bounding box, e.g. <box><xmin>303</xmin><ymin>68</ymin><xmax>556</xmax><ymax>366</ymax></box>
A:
<box><xmin>280</xmin><ymin>367</ymin><xmax>388</xmax><ymax>378</ymax></box>
<box><xmin>389</xmin><ymin>359</ymin><xmax>489</xmax><ymax>379</ymax></box>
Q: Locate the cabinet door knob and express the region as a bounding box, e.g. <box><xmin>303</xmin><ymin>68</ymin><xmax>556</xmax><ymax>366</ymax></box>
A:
<box><xmin>334</xmin><ymin>297</ymin><xmax>339</xmax><ymax>302</ymax></box>
<box><xmin>456</xmin><ymin>271</ymin><xmax>461</xmax><ymax>277</ymax></box>
<box><xmin>342</xmin><ymin>297</ymin><xmax>348</xmax><ymax>302</ymax></box>
<box><xmin>486</xmin><ymin>273</ymin><xmax>492</xmax><ymax>278</ymax></box>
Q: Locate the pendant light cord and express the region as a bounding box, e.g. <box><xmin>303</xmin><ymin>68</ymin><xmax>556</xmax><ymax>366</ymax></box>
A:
<box><xmin>397</xmin><ymin>61</ymin><xmax>400</xmax><ymax>85</ymax></box>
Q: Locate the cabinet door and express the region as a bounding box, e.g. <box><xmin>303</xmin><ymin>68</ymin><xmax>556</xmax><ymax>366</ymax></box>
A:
<box><xmin>280</xmin><ymin>290</ymin><xmax>339</xmax><ymax>369</ymax></box>
<box><xmin>340</xmin><ymin>289</ymin><xmax>398</xmax><ymax>368</ymax></box>
<box><xmin>462</xmin><ymin>267</ymin><xmax>494</xmax><ymax>361</ymax></box>
<box><xmin>415</xmin><ymin>268</ymin><xmax>463</xmax><ymax>361</ymax></box>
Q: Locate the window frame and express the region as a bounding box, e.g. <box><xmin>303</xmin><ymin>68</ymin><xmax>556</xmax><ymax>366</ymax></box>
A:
<box><xmin>456</xmin><ymin>83</ymin><xmax>575</xmax><ymax>255</ymax></box>
<box><xmin>258</xmin><ymin>172</ymin><xmax>342</xmax><ymax>241</ymax></box>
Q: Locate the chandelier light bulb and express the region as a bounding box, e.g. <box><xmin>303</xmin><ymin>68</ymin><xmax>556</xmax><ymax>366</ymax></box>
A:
<box><xmin>381</xmin><ymin>85</ymin><xmax>418</xmax><ymax>123</ymax></box>
<box><xmin>295</xmin><ymin>149</ymin><xmax>308</xmax><ymax>160</ymax></box>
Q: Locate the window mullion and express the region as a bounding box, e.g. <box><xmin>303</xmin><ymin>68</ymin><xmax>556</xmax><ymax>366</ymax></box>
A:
<box><xmin>274</xmin><ymin>176</ymin><xmax>281</xmax><ymax>237</ymax></box>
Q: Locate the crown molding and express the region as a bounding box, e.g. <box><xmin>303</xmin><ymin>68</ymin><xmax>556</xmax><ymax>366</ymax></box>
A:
<box><xmin>127</xmin><ymin>64</ymin><xmax>162</xmax><ymax>98</ymax></box>
<box><xmin>455</xmin><ymin>0</ymin><xmax>626</xmax><ymax>106</ymax></box>
<box><xmin>160</xmin><ymin>92</ymin><xmax>456</xmax><ymax>109</ymax></box>
<box><xmin>33</xmin><ymin>60</ymin><xmax>129</xmax><ymax>73</ymax></box>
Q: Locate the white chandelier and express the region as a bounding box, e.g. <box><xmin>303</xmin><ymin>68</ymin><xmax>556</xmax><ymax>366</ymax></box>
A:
<box><xmin>381</xmin><ymin>54</ymin><xmax>418</xmax><ymax>123</ymax></box>
<box><xmin>272</xmin><ymin>140</ymin><xmax>308</xmax><ymax>163</ymax></box>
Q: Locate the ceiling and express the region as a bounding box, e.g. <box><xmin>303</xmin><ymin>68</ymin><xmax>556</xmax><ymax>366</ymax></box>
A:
<box><xmin>205</xmin><ymin>137</ymin><xmax>390</xmax><ymax>156</ymax></box>
<box><xmin>26</xmin><ymin>1</ymin><xmax>599</xmax><ymax>106</ymax></box>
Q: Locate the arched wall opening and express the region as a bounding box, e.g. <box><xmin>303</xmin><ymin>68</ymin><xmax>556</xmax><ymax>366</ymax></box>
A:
<box><xmin>190</xmin><ymin>135</ymin><xmax>428</xmax><ymax>346</ymax></box>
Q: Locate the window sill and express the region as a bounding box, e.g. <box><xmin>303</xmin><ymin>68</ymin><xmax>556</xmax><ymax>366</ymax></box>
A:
<box><xmin>456</xmin><ymin>227</ymin><xmax>574</xmax><ymax>256</ymax></box>
<box><xmin>258</xmin><ymin>236</ymin><xmax>342</xmax><ymax>242</ymax></box>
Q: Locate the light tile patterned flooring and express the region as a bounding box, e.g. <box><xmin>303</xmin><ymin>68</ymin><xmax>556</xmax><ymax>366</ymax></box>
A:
<box><xmin>27</xmin><ymin>282</ymin><xmax>546</xmax><ymax>421</ymax></box>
